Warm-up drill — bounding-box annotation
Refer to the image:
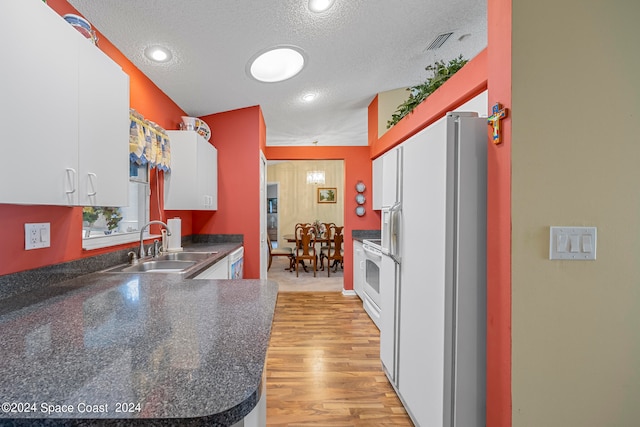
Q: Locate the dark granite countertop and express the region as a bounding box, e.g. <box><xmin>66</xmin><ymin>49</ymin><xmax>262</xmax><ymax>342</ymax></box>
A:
<box><xmin>351</xmin><ymin>229</ymin><xmax>381</xmax><ymax>243</ymax></box>
<box><xmin>0</xmin><ymin>243</ymin><xmax>278</xmax><ymax>426</ymax></box>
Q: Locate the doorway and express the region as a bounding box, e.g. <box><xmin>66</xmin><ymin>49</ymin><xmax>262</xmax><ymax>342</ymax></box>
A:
<box><xmin>266</xmin><ymin>160</ymin><xmax>345</xmax><ymax>291</ymax></box>
<box><xmin>266</xmin><ymin>159</ymin><xmax>344</xmax><ymax>249</ymax></box>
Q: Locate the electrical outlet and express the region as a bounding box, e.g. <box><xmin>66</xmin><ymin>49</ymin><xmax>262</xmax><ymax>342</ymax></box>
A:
<box><xmin>25</xmin><ymin>223</ymin><xmax>51</xmax><ymax>250</ymax></box>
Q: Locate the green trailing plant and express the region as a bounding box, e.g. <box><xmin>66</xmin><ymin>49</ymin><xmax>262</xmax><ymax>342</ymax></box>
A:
<box><xmin>387</xmin><ymin>55</ymin><xmax>468</xmax><ymax>129</ymax></box>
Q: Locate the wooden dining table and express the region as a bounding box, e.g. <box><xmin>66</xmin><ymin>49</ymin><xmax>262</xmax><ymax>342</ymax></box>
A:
<box><xmin>283</xmin><ymin>234</ymin><xmax>329</xmax><ymax>244</ymax></box>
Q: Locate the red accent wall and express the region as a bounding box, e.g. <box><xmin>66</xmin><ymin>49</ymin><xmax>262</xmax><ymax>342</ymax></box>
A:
<box><xmin>487</xmin><ymin>0</ymin><xmax>513</xmax><ymax>425</ymax></box>
<box><xmin>263</xmin><ymin>146</ymin><xmax>381</xmax><ymax>290</ymax></box>
<box><xmin>0</xmin><ymin>0</ymin><xmax>186</xmax><ymax>276</ymax></box>
<box><xmin>192</xmin><ymin>106</ymin><xmax>265</xmax><ymax>279</ymax></box>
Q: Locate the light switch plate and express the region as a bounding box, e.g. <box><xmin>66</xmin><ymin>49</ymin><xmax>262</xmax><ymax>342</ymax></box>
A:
<box><xmin>549</xmin><ymin>226</ymin><xmax>596</xmax><ymax>260</ymax></box>
<box><xmin>25</xmin><ymin>223</ymin><xmax>51</xmax><ymax>250</ymax></box>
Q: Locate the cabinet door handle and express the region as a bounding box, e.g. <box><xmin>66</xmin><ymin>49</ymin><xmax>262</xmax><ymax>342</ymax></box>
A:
<box><xmin>65</xmin><ymin>168</ymin><xmax>77</xmax><ymax>194</ymax></box>
<box><xmin>87</xmin><ymin>172</ymin><xmax>97</xmax><ymax>197</ymax></box>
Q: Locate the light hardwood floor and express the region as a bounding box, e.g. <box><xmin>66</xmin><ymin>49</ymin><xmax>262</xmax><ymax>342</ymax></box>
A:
<box><xmin>266</xmin><ymin>292</ymin><xmax>413</xmax><ymax>426</ymax></box>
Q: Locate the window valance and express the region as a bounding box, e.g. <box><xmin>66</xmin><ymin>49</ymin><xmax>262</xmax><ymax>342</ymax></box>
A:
<box><xmin>129</xmin><ymin>110</ymin><xmax>171</xmax><ymax>172</ymax></box>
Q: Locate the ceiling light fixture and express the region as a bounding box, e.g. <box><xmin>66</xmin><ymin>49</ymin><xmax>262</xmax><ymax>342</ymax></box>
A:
<box><xmin>249</xmin><ymin>46</ymin><xmax>306</xmax><ymax>83</ymax></box>
<box><xmin>144</xmin><ymin>45</ymin><xmax>172</xmax><ymax>63</ymax></box>
<box><xmin>302</xmin><ymin>93</ymin><xmax>317</xmax><ymax>102</ymax></box>
<box><xmin>308</xmin><ymin>0</ymin><xmax>335</xmax><ymax>13</ymax></box>
<box><xmin>306</xmin><ymin>171</ymin><xmax>325</xmax><ymax>185</ymax></box>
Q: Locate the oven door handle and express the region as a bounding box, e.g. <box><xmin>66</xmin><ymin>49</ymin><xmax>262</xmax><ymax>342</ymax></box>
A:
<box><xmin>363</xmin><ymin>244</ymin><xmax>382</xmax><ymax>259</ymax></box>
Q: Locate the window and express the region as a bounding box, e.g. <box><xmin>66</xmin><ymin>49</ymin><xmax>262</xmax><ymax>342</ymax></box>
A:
<box><xmin>81</xmin><ymin>163</ymin><xmax>150</xmax><ymax>250</ymax></box>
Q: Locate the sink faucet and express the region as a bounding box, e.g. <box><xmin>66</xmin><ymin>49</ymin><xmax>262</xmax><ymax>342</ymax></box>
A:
<box><xmin>139</xmin><ymin>221</ymin><xmax>171</xmax><ymax>259</ymax></box>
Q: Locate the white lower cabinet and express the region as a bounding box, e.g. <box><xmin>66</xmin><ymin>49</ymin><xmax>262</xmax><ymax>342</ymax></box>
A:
<box><xmin>230</xmin><ymin>367</ymin><xmax>267</xmax><ymax>427</ymax></box>
<box><xmin>164</xmin><ymin>131</ymin><xmax>218</xmax><ymax>210</ymax></box>
<box><xmin>353</xmin><ymin>241</ymin><xmax>365</xmax><ymax>299</ymax></box>
<box><xmin>194</xmin><ymin>256</ymin><xmax>229</xmax><ymax>279</ymax></box>
<box><xmin>0</xmin><ymin>0</ymin><xmax>129</xmax><ymax>206</ymax></box>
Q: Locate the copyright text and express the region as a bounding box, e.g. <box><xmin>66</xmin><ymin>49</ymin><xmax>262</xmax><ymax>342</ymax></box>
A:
<box><xmin>1</xmin><ymin>401</ymin><xmax>141</xmax><ymax>415</ymax></box>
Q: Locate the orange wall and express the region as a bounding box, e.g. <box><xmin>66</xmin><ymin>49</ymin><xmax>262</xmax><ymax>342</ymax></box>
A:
<box><xmin>192</xmin><ymin>106</ymin><xmax>265</xmax><ymax>279</ymax></box>
<box><xmin>0</xmin><ymin>0</ymin><xmax>186</xmax><ymax>276</ymax></box>
<box><xmin>487</xmin><ymin>0</ymin><xmax>512</xmax><ymax>425</ymax></box>
<box><xmin>263</xmin><ymin>146</ymin><xmax>380</xmax><ymax>290</ymax></box>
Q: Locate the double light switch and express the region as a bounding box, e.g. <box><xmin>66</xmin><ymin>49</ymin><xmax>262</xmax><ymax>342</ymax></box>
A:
<box><xmin>549</xmin><ymin>226</ymin><xmax>597</xmax><ymax>260</ymax></box>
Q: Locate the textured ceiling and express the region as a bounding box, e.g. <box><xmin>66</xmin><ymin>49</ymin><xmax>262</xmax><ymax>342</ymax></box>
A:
<box><xmin>68</xmin><ymin>0</ymin><xmax>487</xmax><ymax>146</ymax></box>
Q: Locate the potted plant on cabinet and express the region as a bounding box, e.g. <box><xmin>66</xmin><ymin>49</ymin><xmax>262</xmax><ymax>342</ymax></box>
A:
<box><xmin>387</xmin><ymin>55</ymin><xmax>468</xmax><ymax>129</ymax></box>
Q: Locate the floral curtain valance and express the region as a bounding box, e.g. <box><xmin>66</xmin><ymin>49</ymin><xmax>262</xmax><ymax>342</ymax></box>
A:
<box><xmin>129</xmin><ymin>110</ymin><xmax>171</xmax><ymax>172</ymax></box>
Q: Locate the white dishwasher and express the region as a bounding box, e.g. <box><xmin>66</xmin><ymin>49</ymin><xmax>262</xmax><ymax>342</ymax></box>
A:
<box><xmin>194</xmin><ymin>257</ymin><xmax>228</xmax><ymax>279</ymax></box>
<box><xmin>228</xmin><ymin>247</ymin><xmax>244</xmax><ymax>279</ymax></box>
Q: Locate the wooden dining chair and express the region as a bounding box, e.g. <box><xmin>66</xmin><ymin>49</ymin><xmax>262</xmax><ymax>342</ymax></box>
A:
<box><xmin>321</xmin><ymin>225</ymin><xmax>344</xmax><ymax>276</ymax></box>
<box><xmin>294</xmin><ymin>222</ymin><xmax>312</xmax><ymax>233</ymax></box>
<box><xmin>267</xmin><ymin>235</ymin><xmax>294</xmax><ymax>271</ymax></box>
<box><xmin>319</xmin><ymin>222</ymin><xmax>336</xmax><ymax>270</ymax></box>
<box><xmin>294</xmin><ymin>224</ymin><xmax>317</xmax><ymax>277</ymax></box>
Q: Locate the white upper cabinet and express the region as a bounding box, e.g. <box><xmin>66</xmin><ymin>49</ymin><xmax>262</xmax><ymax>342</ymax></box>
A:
<box><xmin>164</xmin><ymin>131</ymin><xmax>218</xmax><ymax>211</ymax></box>
<box><xmin>372</xmin><ymin>147</ymin><xmax>399</xmax><ymax>210</ymax></box>
<box><xmin>372</xmin><ymin>156</ymin><xmax>383</xmax><ymax>210</ymax></box>
<box><xmin>0</xmin><ymin>1</ymin><xmax>129</xmax><ymax>206</ymax></box>
<box><xmin>78</xmin><ymin>39</ymin><xmax>130</xmax><ymax>207</ymax></box>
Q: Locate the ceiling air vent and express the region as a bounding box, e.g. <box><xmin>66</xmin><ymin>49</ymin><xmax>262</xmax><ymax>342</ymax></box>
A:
<box><xmin>426</xmin><ymin>32</ymin><xmax>453</xmax><ymax>50</ymax></box>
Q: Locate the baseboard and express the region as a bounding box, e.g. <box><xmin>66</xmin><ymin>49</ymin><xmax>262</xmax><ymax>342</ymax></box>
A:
<box><xmin>341</xmin><ymin>289</ymin><xmax>357</xmax><ymax>296</ymax></box>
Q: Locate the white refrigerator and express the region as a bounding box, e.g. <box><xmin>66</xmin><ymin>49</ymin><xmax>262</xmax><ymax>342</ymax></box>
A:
<box><xmin>380</xmin><ymin>112</ymin><xmax>487</xmax><ymax>427</ymax></box>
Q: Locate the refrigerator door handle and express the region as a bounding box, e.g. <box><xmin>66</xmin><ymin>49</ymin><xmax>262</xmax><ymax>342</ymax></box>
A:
<box><xmin>389</xmin><ymin>202</ymin><xmax>401</xmax><ymax>263</ymax></box>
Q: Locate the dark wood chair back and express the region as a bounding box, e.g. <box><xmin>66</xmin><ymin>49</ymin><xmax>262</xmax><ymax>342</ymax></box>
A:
<box><xmin>325</xmin><ymin>224</ymin><xmax>344</xmax><ymax>276</ymax></box>
<box><xmin>294</xmin><ymin>224</ymin><xmax>317</xmax><ymax>277</ymax></box>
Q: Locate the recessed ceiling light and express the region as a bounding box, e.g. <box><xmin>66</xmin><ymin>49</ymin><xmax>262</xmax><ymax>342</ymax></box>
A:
<box><xmin>144</xmin><ymin>45</ymin><xmax>172</xmax><ymax>63</ymax></box>
<box><xmin>308</xmin><ymin>0</ymin><xmax>335</xmax><ymax>13</ymax></box>
<box><xmin>249</xmin><ymin>46</ymin><xmax>306</xmax><ymax>83</ymax></box>
<box><xmin>302</xmin><ymin>93</ymin><xmax>317</xmax><ymax>102</ymax></box>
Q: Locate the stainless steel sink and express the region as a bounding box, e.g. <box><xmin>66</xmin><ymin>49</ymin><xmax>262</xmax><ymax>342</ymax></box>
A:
<box><xmin>105</xmin><ymin>260</ymin><xmax>197</xmax><ymax>273</ymax></box>
<box><xmin>102</xmin><ymin>251</ymin><xmax>219</xmax><ymax>274</ymax></box>
<box><xmin>156</xmin><ymin>251</ymin><xmax>217</xmax><ymax>262</ymax></box>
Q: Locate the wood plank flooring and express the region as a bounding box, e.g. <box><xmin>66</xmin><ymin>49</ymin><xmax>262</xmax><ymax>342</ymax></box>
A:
<box><xmin>266</xmin><ymin>292</ymin><xmax>413</xmax><ymax>426</ymax></box>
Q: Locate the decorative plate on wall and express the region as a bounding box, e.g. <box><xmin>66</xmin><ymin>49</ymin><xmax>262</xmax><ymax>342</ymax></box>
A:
<box><xmin>355</xmin><ymin>205</ymin><xmax>365</xmax><ymax>216</ymax></box>
<box><xmin>355</xmin><ymin>193</ymin><xmax>365</xmax><ymax>205</ymax></box>
<box><xmin>355</xmin><ymin>182</ymin><xmax>366</xmax><ymax>193</ymax></box>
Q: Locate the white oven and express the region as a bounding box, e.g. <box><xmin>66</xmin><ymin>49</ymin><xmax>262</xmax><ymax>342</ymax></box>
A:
<box><xmin>362</xmin><ymin>239</ymin><xmax>382</xmax><ymax>329</ymax></box>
